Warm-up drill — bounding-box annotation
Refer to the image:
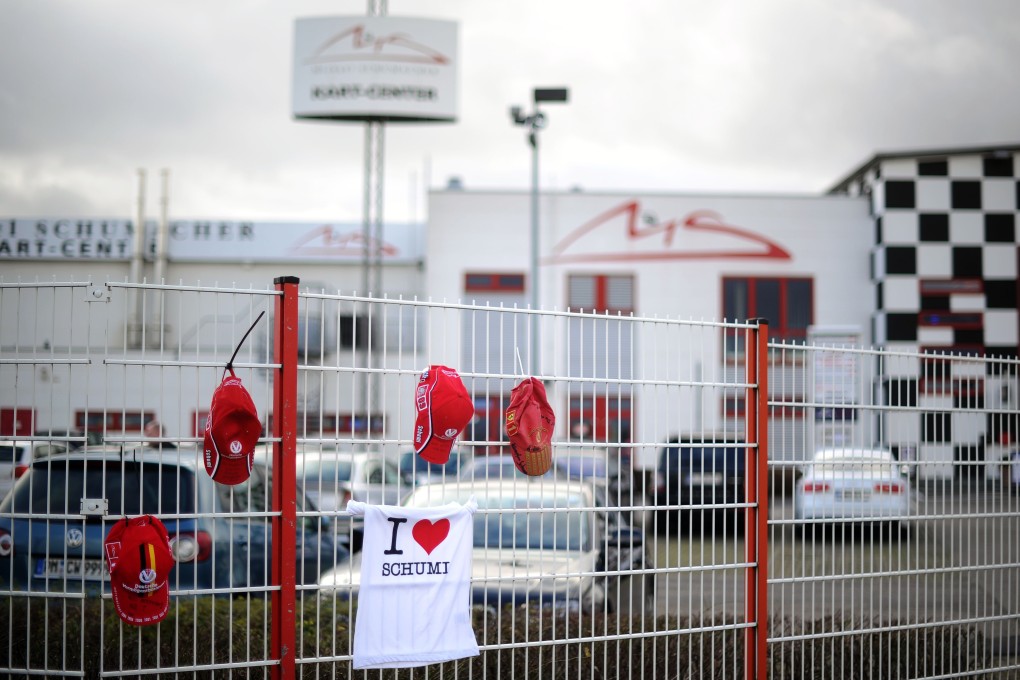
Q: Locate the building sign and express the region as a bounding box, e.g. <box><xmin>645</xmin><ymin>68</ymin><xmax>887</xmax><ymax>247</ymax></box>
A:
<box><xmin>808</xmin><ymin>326</ymin><xmax>862</xmax><ymax>420</ymax></box>
<box><xmin>0</xmin><ymin>219</ymin><xmax>424</xmax><ymax>263</ymax></box>
<box><xmin>292</xmin><ymin>16</ymin><xmax>458</xmax><ymax>122</ymax></box>
<box><xmin>547</xmin><ymin>200</ymin><xmax>792</xmax><ymax>264</ymax></box>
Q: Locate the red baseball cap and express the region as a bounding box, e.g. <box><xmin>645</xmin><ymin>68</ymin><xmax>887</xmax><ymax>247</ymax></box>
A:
<box><xmin>505</xmin><ymin>377</ymin><xmax>556</xmax><ymax>476</ymax></box>
<box><xmin>414</xmin><ymin>365</ymin><xmax>474</xmax><ymax>464</ymax></box>
<box><xmin>203</xmin><ymin>369</ymin><xmax>261</xmax><ymax>485</ymax></box>
<box><xmin>104</xmin><ymin>515</ymin><xmax>175</xmax><ymax>627</ymax></box>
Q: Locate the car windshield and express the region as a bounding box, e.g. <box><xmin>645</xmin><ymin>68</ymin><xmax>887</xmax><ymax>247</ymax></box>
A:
<box><xmin>297</xmin><ymin>459</ymin><xmax>353</xmax><ymax>482</ymax></box>
<box><xmin>403</xmin><ymin>486</ymin><xmax>591</xmax><ymax>552</ymax></box>
<box><xmin>809</xmin><ymin>458</ymin><xmax>899</xmax><ymax>477</ymax></box>
<box><xmin>1</xmin><ymin>458</ymin><xmax>196</xmax><ymax>520</ymax></box>
<box><xmin>662</xmin><ymin>445</ymin><xmax>744</xmax><ymax>472</ymax></box>
<box><xmin>553</xmin><ymin>455</ymin><xmax>615</xmax><ymax>479</ymax></box>
<box><xmin>474</xmin><ymin>497</ymin><xmax>590</xmax><ymax>551</ymax></box>
<box><xmin>461</xmin><ymin>459</ymin><xmax>560</xmax><ymax>480</ymax></box>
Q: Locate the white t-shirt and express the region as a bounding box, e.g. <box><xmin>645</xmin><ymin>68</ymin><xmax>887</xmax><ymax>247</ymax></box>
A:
<box><xmin>346</xmin><ymin>498</ymin><xmax>480</xmax><ymax>669</ymax></box>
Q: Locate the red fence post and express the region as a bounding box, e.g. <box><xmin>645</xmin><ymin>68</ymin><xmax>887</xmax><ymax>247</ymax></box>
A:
<box><xmin>744</xmin><ymin>319</ymin><xmax>770</xmax><ymax>680</ymax></box>
<box><xmin>271</xmin><ymin>276</ymin><xmax>300</xmax><ymax>680</ymax></box>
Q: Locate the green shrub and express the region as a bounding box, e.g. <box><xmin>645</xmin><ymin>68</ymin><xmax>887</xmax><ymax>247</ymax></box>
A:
<box><xmin>0</xmin><ymin>597</ymin><xmax>995</xmax><ymax>679</ymax></box>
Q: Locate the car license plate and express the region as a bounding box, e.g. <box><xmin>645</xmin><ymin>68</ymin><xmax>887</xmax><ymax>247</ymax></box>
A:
<box><xmin>836</xmin><ymin>489</ymin><xmax>871</xmax><ymax>502</ymax></box>
<box><xmin>33</xmin><ymin>557</ymin><xmax>108</xmax><ymax>581</ymax></box>
<box><xmin>686</xmin><ymin>473</ymin><xmax>724</xmax><ymax>485</ymax></box>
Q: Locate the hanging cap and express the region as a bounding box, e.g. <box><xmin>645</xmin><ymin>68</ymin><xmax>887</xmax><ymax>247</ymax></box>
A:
<box><xmin>203</xmin><ymin>369</ymin><xmax>261</xmax><ymax>485</ymax></box>
<box><xmin>413</xmin><ymin>365</ymin><xmax>474</xmax><ymax>465</ymax></box>
<box><xmin>104</xmin><ymin>515</ymin><xmax>175</xmax><ymax>627</ymax></box>
<box><xmin>505</xmin><ymin>377</ymin><xmax>556</xmax><ymax>476</ymax></box>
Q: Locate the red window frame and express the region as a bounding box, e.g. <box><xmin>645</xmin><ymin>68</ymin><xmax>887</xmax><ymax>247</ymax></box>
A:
<box><xmin>74</xmin><ymin>410</ymin><xmax>156</xmax><ymax>434</ymax></box>
<box><xmin>464</xmin><ymin>272</ymin><xmax>526</xmax><ymax>293</ymax></box>
<box><xmin>567</xmin><ymin>395</ymin><xmax>633</xmax><ymax>444</ymax></box>
<box><xmin>567</xmin><ymin>274</ymin><xmax>635</xmax><ymax>314</ymax></box>
<box><xmin>263</xmin><ymin>412</ymin><xmax>385</xmax><ymax>437</ymax></box>
<box><xmin>722</xmin><ymin>276</ymin><xmax>813</xmax><ymax>344</ymax></box>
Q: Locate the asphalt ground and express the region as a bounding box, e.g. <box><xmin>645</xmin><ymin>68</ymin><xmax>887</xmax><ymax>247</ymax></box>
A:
<box><xmin>647</xmin><ymin>487</ymin><xmax>1020</xmax><ymax>656</ymax></box>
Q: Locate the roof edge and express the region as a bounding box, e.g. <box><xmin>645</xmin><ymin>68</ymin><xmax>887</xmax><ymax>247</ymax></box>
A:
<box><xmin>827</xmin><ymin>142</ymin><xmax>1020</xmax><ymax>194</ymax></box>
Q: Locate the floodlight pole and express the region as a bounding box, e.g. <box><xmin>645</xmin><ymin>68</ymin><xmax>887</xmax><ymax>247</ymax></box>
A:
<box><xmin>510</xmin><ymin>87</ymin><xmax>568</xmax><ymax>375</ymax></box>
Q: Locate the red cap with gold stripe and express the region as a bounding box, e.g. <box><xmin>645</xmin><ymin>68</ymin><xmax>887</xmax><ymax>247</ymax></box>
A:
<box><xmin>104</xmin><ymin>515</ymin><xmax>175</xmax><ymax>626</ymax></box>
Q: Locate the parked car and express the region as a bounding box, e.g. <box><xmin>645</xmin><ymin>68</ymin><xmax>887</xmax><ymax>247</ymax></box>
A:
<box><xmin>398</xmin><ymin>449</ymin><xmax>467</xmax><ymax>486</ymax></box>
<box><xmin>0</xmin><ymin>447</ymin><xmax>349</xmax><ymax>596</ymax></box>
<box><xmin>552</xmin><ymin>449</ymin><xmax>647</xmax><ymax>527</ymax></box>
<box><xmin>33</xmin><ymin>429</ymin><xmax>104</xmax><ymax>449</ymax></box>
<box><xmin>296</xmin><ymin>449</ymin><xmax>404</xmax><ymax>552</ymax></box>
<box><xmin>317</xmin><ymin>479</ymin><xmax>654</xmax><ymax>617</ymax></box>
<box><xmin>794</xmin><ymin>447</ymin><xmax>911</xmax><ymax>534</ymax></box>
<box><xmin>457</xmin><ymin>454</ymin><xmax>568</xmax><ymax>481</ymax></box>
<box><xmin>0</xmin><ymin>438</ymin><xmax>78</xmax><ymax>501</ymax></box>
<box><xmin>652</xmin><ymin>435</ymin><xmax>746</xmax><ymax>535</ymax></box>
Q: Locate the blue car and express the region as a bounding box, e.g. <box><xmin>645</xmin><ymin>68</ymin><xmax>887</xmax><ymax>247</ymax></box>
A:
<box><xmin>0</xmin><ymin>446</ymin><xmax>348</xmax><ymax>597</ymax></box>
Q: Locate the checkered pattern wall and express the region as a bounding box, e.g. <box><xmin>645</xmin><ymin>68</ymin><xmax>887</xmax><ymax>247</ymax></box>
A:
<box><xmin>862</xmin><ymin>150</ymin><xmax>1019</xmax><ymax>478</ymax></box>
<box><xmin>869</xmin><ymin>152</ymin><xmax>1019</xmax><ymax>359</ymax></box>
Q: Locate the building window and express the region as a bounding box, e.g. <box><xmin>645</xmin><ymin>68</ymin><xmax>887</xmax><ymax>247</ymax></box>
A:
<box><xmin>918</xmin><ymin>311</ymin><xmax>983</xmax><ymax>329</ymax></box>
<box><xmin>75</xmin><ymin>410</ymin><xmax>156</xmax><ymax>434</ymax></box>
<box><xmin>568</xmin><ymin>395</ymin><xmax>633</xmax><ymax>444</ymax></box>
<box><xmin>722</xmin><ymin>277</ymin><xmax>813</xmax><ymax>353</ymax></box>
<box><xmin>264</xmin><ymin>412</ymin><xmax>385</xmax><ymax>439</ymax></box>
<box><xmin>462</xmin><ymin>272</ymin><xmax>529</xmax><ymax>379</ymax></box>
<box><xmin>566</xmin><ymin>274</ymin><xmax>635</xmax><ymax>385</ymax></box>
<box><xmin>465</xmin><ymin>273</ymin><xmax>525</xmax><ymax>293</ymax></box>
<box><xmin>337</xmin><ymin>314</ymin><xmax>373</xmax><ymax>351</ymax></box>
<box><xmin>567</xmin><ymin>274</ymin><xmax>634</xmax><ymax>313</ymax></box>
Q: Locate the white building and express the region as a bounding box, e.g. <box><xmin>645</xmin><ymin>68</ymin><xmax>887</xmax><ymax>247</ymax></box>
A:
<box><xmin>2</xmin><ymin>142</ymin><xmax>1018</xmax><ymax>477</ymax></box>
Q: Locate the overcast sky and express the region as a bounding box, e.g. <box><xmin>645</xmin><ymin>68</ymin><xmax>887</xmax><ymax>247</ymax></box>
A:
<box><xmin>1</xmin><ymin>0</ymin><xmax>1018</xmax><ymax>223</ymax></box>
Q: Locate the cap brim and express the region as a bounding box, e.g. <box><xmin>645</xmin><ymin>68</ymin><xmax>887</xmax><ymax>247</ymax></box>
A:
<box><xmin>110</xmin><ymin>578</ymin><xmax>169</xmax><ymax>626</ymax></box>
<box><xmin>417</xmin><ymin>437</ymin><xmax>455</xmax><ymax>465</ymax></box>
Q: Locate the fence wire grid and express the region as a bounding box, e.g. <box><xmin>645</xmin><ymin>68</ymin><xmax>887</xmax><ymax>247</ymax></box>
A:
<box><xmin>0</xmin><ymin>277</ymin><xmax>1017</xmax><ymax>679</ymax></box>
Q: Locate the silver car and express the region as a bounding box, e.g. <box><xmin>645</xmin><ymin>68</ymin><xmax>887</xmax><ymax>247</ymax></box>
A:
<box><xmin>296</xmin><ymin>449</ymin><xmax>405</xmax><ymax>552</ymax></box>
<box><xmin>0</xmin><ymin>439</ymin><xmax>76</xmax><ymax>501</ymax></box>
<box><xmin>317</xmin><ymin>479</ymin><xmax>654</xmax><ymax>617</ymax></box>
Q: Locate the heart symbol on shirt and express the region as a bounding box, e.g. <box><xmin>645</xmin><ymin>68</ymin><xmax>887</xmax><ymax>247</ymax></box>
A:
<box><xmin>412</xmin><ymin>518</ymin><xmax>450</xmax><ymax>555</ymax></box>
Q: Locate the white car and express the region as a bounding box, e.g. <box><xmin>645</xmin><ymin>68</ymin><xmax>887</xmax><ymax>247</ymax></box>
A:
<box><xmin>0</xmin><ymin>439</ymin><xmax>75</xmax><ymax>501</ymax></box>
<box><xmin>295</xmin><ymin>449</ymin><xmax>405</xmax><ymax>552</ymax></box>
<box><xmin>296</xmin><ymin>450</ymin><xmax>404</xmax><ymax>512</ymax></box>
<box><xmin>794</xmin><ymin>447</ymin><xmax>911</xmax><ymax>532</ymax></box>
<box><xmin>317</xmin><ymin>479</ymin><xmax>654</xmax><ymax>617</ymax></box>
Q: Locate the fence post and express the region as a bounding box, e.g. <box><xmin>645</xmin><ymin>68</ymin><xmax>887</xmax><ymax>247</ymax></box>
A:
<box><xmin>744</xmin><ymin>318</ymin><xmax>770</xmax><ymax>680</ymax></box>
<box><xmin>271</xmin><ymin>276</ymin><xmax>300</xmax><ymax>680</ymax></box>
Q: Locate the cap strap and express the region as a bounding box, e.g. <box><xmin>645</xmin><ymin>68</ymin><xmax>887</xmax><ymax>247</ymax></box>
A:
<box><xmin>224</xmin><ymin>310</ymin><xmax>266</xmax><ymax>376</ymax></box>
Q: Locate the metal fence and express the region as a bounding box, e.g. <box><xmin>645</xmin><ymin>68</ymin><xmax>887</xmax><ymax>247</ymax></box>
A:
<box><xmin>0</xmin><ymin>277</ymin><xmax>1017</xmax><ymax>679</ymax></box>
